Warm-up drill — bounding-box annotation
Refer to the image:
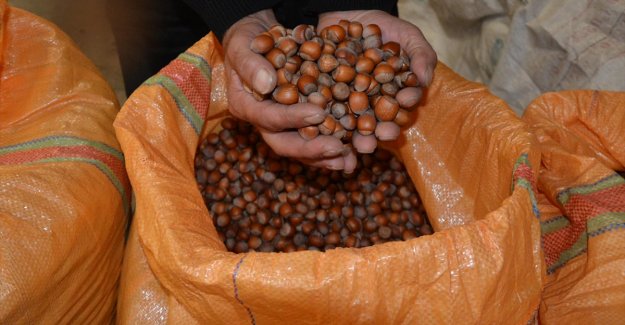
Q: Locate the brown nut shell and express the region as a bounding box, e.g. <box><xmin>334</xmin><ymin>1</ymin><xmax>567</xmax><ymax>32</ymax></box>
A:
<box><xmin>272</xmin><ymin>84</ymin><xmax>299</xmax><ymax>105</ymax></box>
<box><xmin>348</xmin><ymin>91</ymin><xmax>369</xmax><ymax>115</ymax></box>
<box><xmin>382</xmin><ymin>41</ymin><xmax>401</xmax><ymax>57</ymax></box>
<box><xmin>276</xmin><ymin>37</ymin><xmax>298</xmax><ymax>57</ymax></box>
<box><xmin>297</xmin><ymin>74</ymin><xmax>318</xmax><ymax>95</ymax></box>
<box><xmin>373</xmin><ymin>63</ymin><xmax>395</xmax><ymax>84</ymax></box>
<box><xmin>355</xmin><ymin>57</ymin><xmax>375</xmax><ymax>74</ymax></box>
<box><xmin>394</xmin><ymin>108</ymin><xmax>411</xmax><ymax>127</ymax></box>
<box><xmin>276</xmin><ymin>68</ymin><xmax>292</xmax><ymax>85</ymax></box>
<box><xmin>327</xmin><ymin>25</ymin><xmax>346</xmax><ymax>43</ymax></box>
<box><xmin>265</xmin><ymin>48</ymin><xmax>286</xmax><ymax>69</ymax></box>
<box><xmin>318</xmin><ymin>116</ymin><xmax>337</xmax><ymax>135</ymax></box>
<box><xmin>298</xmin><ymin>126</ymin><xmax>320</xmax><ymax>140</ymax></box>
<box><xmin>332</xmin><ymin>65</ymin><xmax>356</xmax><ymax>83</ymax></box>
<box><xmin>292</xmin><ymin>24</ymin><xmax>314</xmax><ymax>44</ymax></box>
<box><xmin>363</xmin><ymin>24</ymin><xmax>382</xmax><ymax>38</ymax></box>
<box><xmin>331</xmin><ymin>82</ymin><xmax>350</xmax><ymax>101</ymax></box>
<box><xmin>353</xmin><ymin>74</ymin><xmax>372</xmax><ymax>92</ymax></box>
<box><xmin>363</xmin><ymin>35</ymin><xmax>382</xmax><ymax>50</ymax></box>
<box><xmin>348</xmin><ymin>21</ymin><xmax>363</xmax><ymax>39</ymax></box>
<box><xmin>339</xmin><ymin>114</ymin><xmax>357</xmax><ymax>130</ymax></box>
<box><xmin>364</xmin><ymin>48</ymin><xmax>384</xmax><ymax>64</ymax></box>
<box><xmin>318</xmin><ymin>54</ymin><xmax>339</xmax><ymax>73</ymax></box>
<box><xmin>299</xmin><ymin>40</ymin><xmax>322</xmax><ymax>61</ymax></box>
<box><xmin>334</xmin><ymin>47</ymin><xmax>357</xmax><ymax>66</ymax></box>
<box><xmin>307</xmin><ymin>92</ymin><xmax>327</xmax><ymax>108</ymax></box>
<box><xmin>357</xmin><ymin>113</ymin><xmax>377</xmax><ymax>136</ymax></box>
<box><xmin>250</xmin><ymin>33</ymin><xmax>274</xmax><ymax>54</ymax></box>
<box><xmin>300</xmin><ymin>61</ymin><xmax>320</xmax><ymax>79</ymax></box>
<box><xmin>374</xmin><ymin>95</ymin><xmax>399</xmax><ymax>121</ymax></box>
<box><xmin>284</xmin><ymin>55</ymin><xmax>302</xmax><ymax>74</ymax></box>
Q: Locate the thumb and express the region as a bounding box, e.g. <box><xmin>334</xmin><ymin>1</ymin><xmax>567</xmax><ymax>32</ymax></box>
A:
<box><xmin>225</xmin><ymin>20</ymin><xmax>278</xmax><ymax>95</ymax></box>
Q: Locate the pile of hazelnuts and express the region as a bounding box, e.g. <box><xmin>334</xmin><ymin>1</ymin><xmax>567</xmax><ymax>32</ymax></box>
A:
<box><xmin>195</xmin><ymin>118</ymin><xmax>432</xmax><ymax>253</ymax></box>
<box><xmin>250</xmin><ymin>20</ymin><xmax>419</xmax><ymax>142</ymax></box>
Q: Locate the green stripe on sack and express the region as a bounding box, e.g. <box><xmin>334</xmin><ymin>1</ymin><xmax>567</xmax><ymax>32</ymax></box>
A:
<box><xmin>588</xmin><ymin>212</ymin><xmax>625</xmax><ymax>236</ymax></box>
<box><xmin>548</xmin><ymin>232</ymin><xmax>588</xmax><ymax>274</ymax></box>
<box><xmin>558</xmin><ymin>174</ymin><xmax>625</xmax><ymax>205</ymax></box>
<box><xmin>0</xmin><ymin>135</ymin><xmax>123</xmax><ymax>159</ymax></box>
<box><xmin>541</xmin><ymin>216</ymin><xmax>569</xmax><ymax>235</ymax></box>
<box><xmin>34</xmin><ymin>156</ymin><xmax>129</xmax><ymax>210</ymax></box>
<box><xmin>178</xmin><ymin>52</ymin><xmax>212</xmax><ymax>81</ymax></box>
<box><xmin>144</xmin><ymin>74</ymin><xmax>203</xmax><ymax>134</ymax></box>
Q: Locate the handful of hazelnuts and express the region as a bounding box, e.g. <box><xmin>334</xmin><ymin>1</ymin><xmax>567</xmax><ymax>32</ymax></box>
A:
<box><xmin>250</xmin><ymin>20</ymin><xmax>419</xmax><ymax>143</ymax></box>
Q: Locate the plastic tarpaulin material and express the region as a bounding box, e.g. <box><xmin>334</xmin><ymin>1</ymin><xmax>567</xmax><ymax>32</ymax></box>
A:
<box><xmin>115</xmin><ymin>33</ymin><xmax>543</xmax><ymax>324</ymax></box>
<box><xmin>0</xmin><ymin>2</ymin><xmax>129</xmax><ymax>323</ymax></box>
<box><xmin>523</xmin><ymin>91</ymin><xmax>625</xmax><ymax>324</ymax></box>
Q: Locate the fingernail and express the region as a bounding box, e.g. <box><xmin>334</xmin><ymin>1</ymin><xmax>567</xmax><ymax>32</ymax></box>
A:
<box><xmin>322</xmin><ymin>149</ymin><xmax>343</xmax><ymax>158</ymax></box>
<box><xmin>254</xmin><ymin>69</ymin><xmax>275</xmax><ymax>94</ymax></box>
<box><xmin>326</xmin><ymin>162</ymin><xmax>343</xmax><ymax>171</ymax></box>
<box><xmin>304</xmin><ymin>113</ymin><xmax>326</xmax><ymax>125</ymax></box>
<box><xmin>423</xmin><ymin>66</ymin><xmax>433</xmax><ymax>87</ymax></box>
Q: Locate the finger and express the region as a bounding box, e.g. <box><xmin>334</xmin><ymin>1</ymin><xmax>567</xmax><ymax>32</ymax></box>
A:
<box><xmin>396</xmin><ymin>87</ymin><xmax>423</xmax><ymax>108</ymax></box>
<box><xmin>342</xmin><ymin>147</ymin><xmax>357</xmax><ymax>173</ymax></box>
<box><xmin>400</xmin><ymin>24</ymin><xmax>437</xmax><ymax>87</ymax></box>
<box><xmin>260</xmin><ymin>129</ymin><xmax>348</xmax><ymax>160</ymax></box>
<box><xmin>375</xmin><ymin>121</ymin><xmax>400</xmax><ymax>141</ymax></box>
<box><xmin>229</xmin><ymin>71</ymin><xmax>327</xmax><ymax>131</ymax></box>
<box><xmin>225</xmin><ymin>21</ymin><xmax>278</xmax><ymax>94</ymax></box>
<box><xmin>352</xmin><ymin>132</ymin><xmax>377</xmax><ymax>153</ymax></box>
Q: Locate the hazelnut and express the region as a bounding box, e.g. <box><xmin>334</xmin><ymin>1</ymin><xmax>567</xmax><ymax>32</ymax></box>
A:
<box><xmin>331</xmin><ymin>102</ymin><xmax>347</xmax><ymax>119</ymax></box>
<box><xmin>366</xmin><ymin>79</ymin><xmax>380</xmax><ymax>96</ymax></box>
<box><xmin>265</xmin><ymin>48</ymin><xmax>286</xmax><ymax>69</ymax></box>
<box><xmin>381</xmin><ymin>82</ymin><xmax>399</xmax><ymax>97</ymax></box>
<box><xmin>331</xmin><ymin>82</ymin><xmax>350</xmax><ymax>101</ymax></box>
<box><xmin>300</xmin><ymin>61</ymin><xmax>320</xmax><ymax>79</ymax></box>
<box><xmin>292</xmin><ymin>24</ymin><xmax>314</xmax><ymax>44</ymax></box>
<box><xmin>382</xmin><ymin>41</ymin><xmax>401</xmax><ymax>57</ymax></box>
<box><xmin>307</xmin><ymin>91</ymin><xmax>327</xmax><ymax>108</ymax></box>
<box><xmin>339</xmin><ymin>114</ymin><xmax>357</xmax><ymax>130</ymax></box>
<box><xmin>374</xmin><ymin>95</ymin><xmax>399</xmax><ymax>121</ymax></box>
<box><xmin>348</xmin><ymin>21</ymin><xmax>363</xmax><ymax>39</ymax></box>
<box><xmin>364</xmin><ymin>48</ymin><xmax>384</xmax><ymax>64</ymax></box>
<box><xmin>322</xmin><ymin>40</ymin><xmax>337</xmax><ymax>55</ymax></box>
<box><xmin>318</xmin><ymin>85</ymin><xmax>333</xmax><ymax>102</ymax></box>
<box><xmin>393</xmin><ymin>108</ymin><xmax>411</xmax><ymax>127</ymax></box>
<box><xmin>297</xmin><ymin>74</ymin><xmax>318</xmax><ymax>95</ymax></box>
<box><xmin>387</xmin><ymin>56</ymin><xmax>403</xmax><ymax>73</ymax></box>
<box><xmin>317</xmin><ymin>73</ymin><xmax>335</xmax><ymax>87</ymax></box>
<box><xmin>268</xmin><ymin>25</ymin><xmax>287</xmax><ymax>41</ymax></box>
<box><xmin>357</xmin><ymin>113</ymin><xmax>377</xmax><ymax>136</ymax></box>
<box><xmin>332</xmin><ymin>123</ymin><xmax>346</xmax><ymax>139</ymax></box>
<box><xmin>334</xmin><ymin>47</ymin><xmax>357</xmax><ymax>66</ymax></box>
<box><xmin>276</xmin><ymin>37</ymin><xmax>298</xmax><ymax>57</ymax></box>
<box><xmin>327</xmin><ymin>25</ymin><xmax>346</xmax><ymax>43</ymax></box>
<box><xmin>318</xmin><ymin>54</ymin><xmax>339</xmax><ymax>73</ymax></box>
<box><xmin>363</xmin><ymin>24</ymin><xmax>382</xmax><ymax>38</ymax></box>
<box><xmin>318</xmin><ymin>115</ymin><xmax>337</xmax><ymax>135</ymax></box>
<box><xmin>348</xmin><ymin>91</ymin><xmax>369</xmax><ymax>115</ymax></box>
<box><xmin>373</xmin><ymin>63</ymin><xmax>395</xmax><ymax>84</ymax></box>
<box><xmin>250</xmin><ymin>33</ymin><xmax>274</xmax><ymax>54</ymax></box>
<box><xmin>355</xmin><ymin>57</ymin><xmax>375</xmax><ymax>74</ymax></box>
<box><xmin>285</xmin><ymin>55</ymin><xmax>302</xmax><ymax>74</ymax></box>
<box><xmin>353</xmin><ymin>74</ymin><xmax>372</xmax><ymax>92</ymax></box>
<box><xmin>363</xmin><ymin>35</ymin><xmax>382</xmax><ymax>50</ymax></box>
<box><xmin>272</xmin><ymin>84</ymin><xmax>299</xmax><ymax>105</ymax></box>
<box><xmin>332</xmin><ymin>65</ymin><xmax>356</xmax><ymax>83</ymax></box>
<box><xmin>276</xmin><ymin>68</ymin><xmax>292</xmax><ymax>85</ymax></box>
<box><xmin>299</xmin><ymin>40</ymin><xmax>322</xmax><ymax>61</ymax></box>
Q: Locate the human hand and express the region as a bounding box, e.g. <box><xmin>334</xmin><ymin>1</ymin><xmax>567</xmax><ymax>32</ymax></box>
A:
<box><xmin>318</xmin><ymin>10</ymin><xmax>437</xmax><ymax>153</ymax></box>
<box><xmin>223</xmin><ymin>10</ymin><xmax>357</xmax><ymax>173</ymax></box>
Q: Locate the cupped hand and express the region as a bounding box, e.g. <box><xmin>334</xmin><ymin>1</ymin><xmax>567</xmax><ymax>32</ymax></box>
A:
<box><xmin>223</xmin><ymin>10</ymin><xmax>357</xmax><ymax>172</ymax></box>
<box><xmin>318</xmin><ymin>10</ymin><xmax>437</xmax><ymax>152</ymax></box>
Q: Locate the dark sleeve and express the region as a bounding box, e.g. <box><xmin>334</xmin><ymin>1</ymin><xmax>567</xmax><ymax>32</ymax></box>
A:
<box><xmin>304</xmin><ymin>0</ymin><xmax>398</xmax><ymax>16</ymax></box>
<box><xmin>181</xmin><ymin>0</ymin><xmax>281</xmax><ymax>39</ymax></box>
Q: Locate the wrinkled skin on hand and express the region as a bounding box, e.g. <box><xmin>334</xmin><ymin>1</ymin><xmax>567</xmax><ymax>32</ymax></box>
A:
<box><xmin>222</xmin><ymin>9</ymin><xmax>437</xmax><ymax>172</ymax></box>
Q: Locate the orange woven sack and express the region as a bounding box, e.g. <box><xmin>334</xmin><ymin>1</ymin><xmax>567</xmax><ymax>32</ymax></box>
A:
<box><xmin>115</xmin><ymin>33</ymin><xmax>543</xmax><ymax>324</ymax></box>
<box><xmin>0</xmin><ymin>2</ymin><xmax>129</xmax><ymax>323</ymax></box>
<box><xmin>522</xmin><ymin>91</ymin><xmax>625</xmax><ymax>324</ymax></box>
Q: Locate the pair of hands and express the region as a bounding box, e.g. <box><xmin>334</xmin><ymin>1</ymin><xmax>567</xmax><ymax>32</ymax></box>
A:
<box><xmin>222</xmin><ymin>9</ymin><xmax>436</xmax><ymax>173</ymax></box>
